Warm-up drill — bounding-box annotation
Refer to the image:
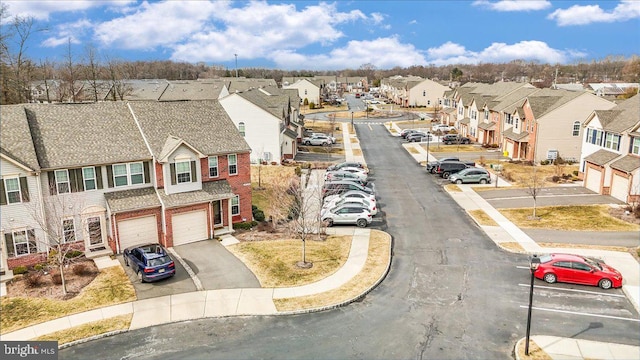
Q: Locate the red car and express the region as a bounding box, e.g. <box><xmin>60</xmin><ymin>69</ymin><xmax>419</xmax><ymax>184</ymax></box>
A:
<box><xmin>533</xmin><ymin>253</ymin><xmax>623</xmax><ymax>289</ymax></box>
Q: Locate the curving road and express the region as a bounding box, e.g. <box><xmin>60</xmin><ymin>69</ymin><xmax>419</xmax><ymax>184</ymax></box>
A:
<box><xmin>61</xmin><ymin>124</ymin><xmax>639</xmax><ymax>360</ymax></box>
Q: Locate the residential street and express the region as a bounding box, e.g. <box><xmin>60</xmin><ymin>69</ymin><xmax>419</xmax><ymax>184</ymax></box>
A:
<box><xmin>60</xmin><ymin>123</ymin><xmax>640</xmax><ymax>360</ymax></box>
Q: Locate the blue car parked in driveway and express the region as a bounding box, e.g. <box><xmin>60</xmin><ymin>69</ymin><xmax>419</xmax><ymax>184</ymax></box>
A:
<box><xmin>123</xmin><ymin>243</ymin><xmax>176</xmax><ymax>282</ymax></box>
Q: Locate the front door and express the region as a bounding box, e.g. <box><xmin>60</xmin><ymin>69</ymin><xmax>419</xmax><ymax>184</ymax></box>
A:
<box><xmin>87</xmin><ymin>217</ymin><xmax>102</xmax><ymax>247</ymax></box>
<box><xmin>213</xmin><ymin>200</ymin><xmax>222</xmax><ymax>226</ymax></box>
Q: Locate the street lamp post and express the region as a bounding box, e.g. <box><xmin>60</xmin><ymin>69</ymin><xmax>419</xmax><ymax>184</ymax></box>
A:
<box><xmin>525</xmin><ymin>255</ymin><xmax>541</xmax><ymax>356</ymax></box>
<box><xmin>351</xmin><ymin>111</ymin><xmax>354</xmax><ymax>129</ymax></box>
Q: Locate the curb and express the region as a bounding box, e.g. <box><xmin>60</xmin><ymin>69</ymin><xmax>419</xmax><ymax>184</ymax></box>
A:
<box><xmin>167</xmin><ymin>247</ymin><xmax>204</xmax><ymax>291</ymax></box>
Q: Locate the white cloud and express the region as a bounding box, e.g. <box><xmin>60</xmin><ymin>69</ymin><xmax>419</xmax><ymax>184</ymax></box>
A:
<box><xmin>472</xmin><ymin>0</ymin><xmax>551</xmax><ymax>12</ymax></box>
<box><xmin>2</xmin><ymin>0</ymin><xmax>134</xmax><ymax>21</ymax></box>
<box><xmin>270</xmin><ymin>36</ymin><xmax>427</xmax><ymax>70</ymax></box>
<box><xmin>426</xmin><ymin>40</ymin><xmax>583</xmax><ymax>66</ymax></box>
<box><xmin>42</xmin><ymin>19</ymin><xmax>93</xmax><ymax>47</ymax></box>
<box><xmin>547</xmin><ymin>0</ymin><xmax>640</xmax><ymax>26</ymax></box>
<box><xmin>408</xmin><ymin>20</ymin><xmax>418</xmax><ymax>25</ymax></box>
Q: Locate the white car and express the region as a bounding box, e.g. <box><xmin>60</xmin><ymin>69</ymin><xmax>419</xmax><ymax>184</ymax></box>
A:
<box><xmin>432</xmin><ymin>124</ymin><xmax>454</xmax><ymax>132</ymax></box>
<box><xmin>325</xmin><ymin>170</ymin><xmax>367</xmax><ymax>182</ymax></box>
<box><xmin>323</xmin><ymin>197</ymin><xmax>377</xmax><ymax>216</ymax></box>
<box><xmin>312</xmin><ymin>133</ymin><xmax>336</xmax><ymax>143</ymax></box>
<box><xmin>320</xmin><ymin>205</ymin><xmax>372</xmax><ymax>228</ymax></box>
<box><xmin>302</xmin><ymin>134</ymin><xmax>333</xmax><ymax>146</ymax></box>
<box><xmin>323</xmin><ymin>190</ymin><xmax>376</xmax><ymax>206</ymax></box>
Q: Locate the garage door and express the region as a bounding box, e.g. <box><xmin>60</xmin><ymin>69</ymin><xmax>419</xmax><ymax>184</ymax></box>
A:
<box><xmin>118</xmin><ymin>215</ymin><xmax>159</xmax><ymax>251</ymax></box>
<box><xmin>610</xmin><ymin>174</ymin><xmax>629</xmax><ymax>203</ymax></box>
<box><xmin>172</xmin><ymin>210</ymin><xmax>208</xmax><ymax>246</ymax></box>
<box><xmin>585</xmin><ymin>166</ymin><xmax>602</xmax><ymax>193</ymax></box>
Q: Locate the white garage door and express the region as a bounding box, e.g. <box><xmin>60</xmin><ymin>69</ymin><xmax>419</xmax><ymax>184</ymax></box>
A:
<box><xmin>610</xmin><ymin>174</ymin><xmax>629</xmax><ymax>203</ymax></box>
<box><xmin>172</xmin><ymin>210</ymin><xmax>208</xmax><ymax>246</ymax></box>
<box><xmin>585</xmin><ymin>167</ymin><xmax>602</xmax><ymax>193</ymax></box>
<box><xmin>118</xmin><ymin>215</ymin><xmax>159</xmax><ymax>251</ymax></box>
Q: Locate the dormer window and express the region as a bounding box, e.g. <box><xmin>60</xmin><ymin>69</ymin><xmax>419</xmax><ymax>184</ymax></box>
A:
<box><xmin>176</xmin><ymin>161</ymin><xmax>192</xmax><ymax>183</ymax></box>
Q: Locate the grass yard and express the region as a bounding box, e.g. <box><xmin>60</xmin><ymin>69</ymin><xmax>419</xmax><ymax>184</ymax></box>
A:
<box><xmin>251</xmin><ymin>165</ymin><xmax>297</xmax><ymax>219</ymax></box>
<box><xmin>1</xmin><ymin>266</ymin><xmax>136</xmax><ymax>334</ymax></box>
<box><xmin>35</xmin><ymin>314</ymin><xmax>132</xmax><ymax>345</ymax></box>
<box><xmin>499</xmin><ymin>205</ymin><xmax>640</xmax><ymax>231</ymax></box>
<box><xmin>226</xmin><ymin>235</ymin><xmax>352</xmax><ymax>288</ymax></box>
<box><xmin>468</xmin><ymin>209</ymin><xmax>498</xmax><ymax>226</ymax></box>
<box><xmin>274</xmin><ymin>230</ymin><xmax>391</xmax><ymax>311</ymax></box>
<box><xmin>483</xmin><ymin>160</ymin><xmax>579</xmax><ymax>185</ymax></box>
<box><xmin>422</xmin><ymin>144</ymin><xmax>484</xmax><ymax>153</ymax></box>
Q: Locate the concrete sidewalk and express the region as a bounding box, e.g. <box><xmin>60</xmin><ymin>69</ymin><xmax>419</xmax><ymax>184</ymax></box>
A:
<box><xmin>388</xmin><ymin>120</ymin><xmax>640</xmax><ymax>359</ymax></box>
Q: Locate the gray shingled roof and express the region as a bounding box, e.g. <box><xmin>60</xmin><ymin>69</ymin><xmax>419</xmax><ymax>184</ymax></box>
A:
<box><xmin>227</xmin><ymin>78</ymin><xmax>277</xmax><ymax>92</ymax></box>
<box><xmin>491</xmin><ymin>87</ymin><xmax>540</xmax><ymax>113</ymax></box>
<box><xmin>124</xmin><ymin>79</ymin><xmax>169</xmax><ymax>101</ymax></box>
<box><xmin>159</xmin><ymin>80</ymin><xmax>225</xmax><ymax>101</ymax></box>
<box><xmin>610</xmin><ymin>155</ymin><xmax>640</xmax><ymax>173</ymax></box>
<box><xmin>584</xmin><ymin>149</ymin><xmax>620</xmax><ymax>166</ymax></box>
<box><xmin>478</xmin><ymin>121</ymin><xmax>496</xmax><ymax>130</ymax></box>
<box><xmin>526</xmin><ymin>88</ymin><xmax>583</xmax><ymax>118</ymax></box>
<box><xmin>104</xmin><ymin>187</ymin><xmax>161</xmax><ymax>213</ymax></box>
<box><xmin>459</xmin><ymin>118</ymin><xmax>471</xmax><ymax>125</ymax></box>
<box><xmin>0</xmin><ymin>105</ymin><xmax>40</xmax><ymax>170</ymax></box>
<box><xmin>25</xmin><ymin>102</ymin><xmax>150</xmax><ymax>169</ymax></box>
<box><xmin>129</xmin><ymin>100</ymin><xmax>251</xmax><ymax>158</ymax></box>
<box><xmin>502</xmin><ymin>128</ymin><xmax>529</xmax><ymax>142</ymax></box>
<box><xmin>237</xmin><ymin>88</ymin><xmax>290</xmax><ymax>120</ymax></box>
<box><xmin>156</xmin><ymin>180</ymin><xmax>233</xmax><ymax>208</ymax></box>
<box><xmin>594</xmin><ymin>94</ymin><xmax>639</xmax><ymax>133</ymax></box>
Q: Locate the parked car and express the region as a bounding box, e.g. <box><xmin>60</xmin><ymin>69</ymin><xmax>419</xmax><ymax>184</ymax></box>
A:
<box><xmin>449</xmin><ymin>168</ymin><xmax>492</xmax><ymax>184</ymax></box>
<box><xmin>322</xmin><ymin>180</ymin><xmax>375</xmax><ymax>198</ymax></box>
<box><xmin>336</xmin><ymin>166</ymin><xmax>369</xmax><ymax>177</ymax></box>
<box><xmin>123</xmin><ymin>243</ymin><xmax>176</xmax><ymax>282</ymax></box>
<box><xmin>323</xmin><ymin>197</ymin><xmax>377</xmax><ymax>216</ymax></box>
<box><xmin>533</xmin><ymin>253</ymin><xmax>623</xmax><ymax>289</ymax></box>
<box><xmin>406</xmin><ymin>132</ymin><xmax>433</xmax><ymax>143</ymax></box>
<box><xmin>302</xmin><ymin>134</ymin><xmax>333</xmax><ymax>146</ymax></box>
<box><xmin>434</xmin><ymin>161</ymin><xmax>469</xmax><ymax>178</ymax></box>
<box><xmin>321</xmin><ymin>205</ymin><xmax>372</xmax><ymax>228</ymax></box>
<box><xmin>325</xmin><ymin>176</ymin><xmax>369</xmax><ymax>188</ymax></box>
<box><xmin>426</xmin><ymin>157</ymin><xmax>460</xmax><ymax>173</ymax></box>
<box><xmin>442</xmin><ymin>134</ymin><xmax>471</xmax><ymax>145</ymax></box>
<box><xmin>311</xmin><ymin>133</ymin><xmax>336</xmax><ymax>143</ymax></box>
<box><xmin>327</xmin><ymin>161</ymin><xmax>367</xmax><ymax>172</ymax></box>
<box><xmin>400</xmin><ymin>129</ymin><xmax>419</xmax><ymax>138</ymax></box>
<box><xmin>325</xmin><ymin>170</ymin><xmax>367</xmax><ymax>182</ymax></box>
<box><xmin>323</xmin><ymin>190</ymin><xmax>376</xmax><ymax>206</ymax></box>
<box><xmin>432</xmin><ymin>124</ymin><xmax>455</xmax><ymax>133</ymax></box>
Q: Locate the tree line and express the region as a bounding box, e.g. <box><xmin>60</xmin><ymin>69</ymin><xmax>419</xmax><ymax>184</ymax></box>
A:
<box><xmin>2</xmin><ymin>5</ymin><xmax>638</xmax><ymax>105</ymax></box>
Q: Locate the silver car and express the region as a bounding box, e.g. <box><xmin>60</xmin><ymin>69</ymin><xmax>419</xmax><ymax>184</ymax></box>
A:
<box><xmin>302</xmin><ymin>134</ymin><xmax>333</xmax><ymax>146</ymax></box>
<box><xmin>325</xmin><ymin>170</ymin><xmax>367</xmax><ymax>182</ymax></box>
<box><xmin>449</xmin><ymin>168</ymin><xmax>491</xmax><ymax>184</ymax></box>
<box><xmin>321</xmin><ymin>205</ymin><xmax>372</xmax><ymax>228</ymax></box>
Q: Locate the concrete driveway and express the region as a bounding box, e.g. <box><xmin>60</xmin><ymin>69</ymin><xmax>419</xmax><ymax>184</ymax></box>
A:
<box><xmin>173</xmin><ymin>239</ymin><xmax>260</xmax><ymax>290</ymax></box>
<box><xmin>117</xmin><ymin>254</ymin><xmax>197</xmax><ymax>300</ymax></box>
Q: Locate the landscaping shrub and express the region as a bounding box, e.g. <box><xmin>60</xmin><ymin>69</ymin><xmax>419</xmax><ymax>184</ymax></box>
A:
<box><xmin>573</xmin><ymin>170</ymin><xmax>579</xmax><ymax>176</ymax></box>
<box><xmin>294</xmin><ymin>166</ymin><xmax>302</xmax><ymax>176</ymax></box>
<box><xmin>253</xmin><ymin>209</ymin><xmax>265</xmax><ymax>222</ymax></box>
<box><xmin>51</xmin><ymin>272</ymin><xmax>63</xmax><ymax>285</ymax></box>
<box><xmin>551</xmin><ymin>175</ymin><xmax>560</xmax><ymax>182</ymax></box>
<box><xmin>72</xmin><ymin>263</ymin><xmax>93</xmax><ymax>276</ymax></box>
<box><xmin>33</xmin><ymin>263</ymin><xmax>46</xmax><ymax>271</ymax></box>
<box><xmin>540</xmin><ymin>159</ymin><xmax>550</xmax><ymax>165</ymax></box>
<box><xmin>233</xmin><ymin>221</ymin><xmax>257</xmax><ymax>230</ymax></box>
<box><xmin>13</xmin><ymin>266</ymin><xmax>28</xmax><ymax>275</ymax></box>
<box><xmin>24</xmin><ymin>273</ymin><xmax>44</xmax><ymax>288</ymax></box>
<box><xmin>65</xmin><ymin>250</ymin><xmax>83</xmax><ymax>259</ymax></box>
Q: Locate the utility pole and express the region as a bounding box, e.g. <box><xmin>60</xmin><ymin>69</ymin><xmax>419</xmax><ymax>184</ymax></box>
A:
<box><xmin>234</xmin><ymin>54</ymin><xmax>238</xmax><ymax>78</ymax></box>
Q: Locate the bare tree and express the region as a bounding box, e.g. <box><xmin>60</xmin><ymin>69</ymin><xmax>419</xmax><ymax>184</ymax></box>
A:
<box><xmin>264</xmin><ymin>171</ymin><xmax>296</xmax><ymax>230</ymax></box>
<box><xmin>522</xmin><ymin>166</ymin><xmax>545</xmax><ymax>219</ymax></box>
<box><xmin>82</xmin><ymin>44</ymin><xmax>103</xmax><ymax>102</ymax></box>
<box><xmin>24</xmin><ymin>188</ymin><xmax>86</xmax><ymax>295</ymax></box>
<box><xmin>1</xmin><ymin>11</ymin><xmax>38</xmax><ymax>104</ymax></box>
<box><xmin>62</xmin><ymin>38</ymin><xmax>78</xmax><ymax>102</ymax></box>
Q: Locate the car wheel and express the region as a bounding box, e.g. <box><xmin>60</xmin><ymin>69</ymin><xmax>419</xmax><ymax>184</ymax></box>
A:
<box><xmin>455</xmin><ymin>179</ymin><xmax>462</xmax><ymax>184</ymax></box>
<box><xmin>304</xmin><ymin>141</ymin><xmax>310</xmax><ymax>145</ymax></box>
<box><xmin>323</xmin><ymin>218</ymin><xmax>333</xmax><ymax>227</ymax></box>
<box><xmin>322</xmin><ymin>142</ymin><xmax>329</xmax><ymax>146</ymax></box>
<box><xmin>599</xmin><ymin>278</ymin><xmax>613</xmax><ymax>289</ymax></box>
<box><xmin>356</xmin><ymin>219</ymin><xmax>367</xmax><ymax>228</ymax></box>
<box><xmin>136</xmin><ymin>270</ymin><xmax>144</xmax><ymax>283</ymax></box>
<box><xmin>543</xmin><ymin>273</ymin><xmax>557</xmax><ymax>284</ymax></box>
<box><xmin>479</xmin><ymin>179</ymin><xmax>487</xmax><ymax>184</ymax></box>
<box><xmin>430</xmin><ymin>168</ymin><xmax>436</xmax><ymax>174</ymax></box>
<box><xmin>443</xmin><ymin>172</ymin><xmax>450</xmax><ymax>179</ymax></box>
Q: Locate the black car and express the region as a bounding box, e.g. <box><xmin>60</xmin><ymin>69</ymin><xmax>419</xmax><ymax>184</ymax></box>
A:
<box><xmin>123</xmin><ymin>243</ymin><xmax>176</xmax><ymax>282</ymax></box>
<box><xmin>442</xmin><ymin>134</ymin><xmax>471</xmax><ymax>145</ymax></box>
<box><xmin>433</xmin><ymin>161</ymin><xmax>470</xmax><ymax>178</ymax></box>
<box><xmin>426</xmin><ymin>157</ymin><xmax>460</xmax><ymax>173</ymax></box>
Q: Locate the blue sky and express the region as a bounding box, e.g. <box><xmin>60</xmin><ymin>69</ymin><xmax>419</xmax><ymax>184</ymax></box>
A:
<box><xmin>2</xmin><ymin>0</ymin><xmax>639</xmax><ymax>70</ymax></box>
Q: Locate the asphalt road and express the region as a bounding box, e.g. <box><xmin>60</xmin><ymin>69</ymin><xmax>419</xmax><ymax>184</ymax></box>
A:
<box><xmin>61</xmin><ymin>124</ymin><xmax>639</xmax><ymax>360</ymax></box>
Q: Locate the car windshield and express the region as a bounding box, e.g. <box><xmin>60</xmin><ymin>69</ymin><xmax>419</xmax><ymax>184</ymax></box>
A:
<box><xmin>147</xmin><ymin>256</ymin><xmax>171</xmax><ymax>267</ymax></box>
<box><xmin>583</xmin><ymin>257</ymin><xmax>603</xmax><ymax>270</ymax></box>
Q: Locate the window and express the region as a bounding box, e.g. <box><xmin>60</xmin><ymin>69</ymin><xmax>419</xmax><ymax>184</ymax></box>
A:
<box><xmin>484</xmin><ymin>111</ymin><xmax>489</xmax><ymax>121</ymax></box>
<box><xmin>572</xmin><ymin>262</ymin><xmax>591</xmax><ymax>272</ymax></box>
<box><xmin>515</xmin><ymin>118</ymin><xmax>519</xmax><ymax>130</ymax></box>
<box><xmin>130</xmin><ymin>163</ymin><xmax>144</xmax><ymax>184</ymax></box>
<box><xmin>83</xmin><ymin>167</ymin><xmax>96</xmax><ymax>191</ymax></box>
<box><xmin>586</xmin><ymin>128</ymin><xmax>593</xmax><ymax>143</ymax></box>
<box><xmin>55</xmin><ymin>169</ymin><xmax>70</xmax><ymax>193</ymax></box>
<box><xmin>231</xmin><ymin>195</ymin><xmax>240</xmax><ymax>215</ymax></box>
<box><xmin>422</xmin><ymin>90</ymin><xmax>426</xmax><ymax>96</ymax></box>
<box><xmin>572</xmin><ymin>121</ymin><xmax>580</xmax><ymax>137</ymax></box>
<box><xmin>505</xmin><ymin>113</ymin><xmax>512</xmax><ymax>125</ymax></box>
<box><xmin>471</xmin><ymin>110</ymin><xmax>477</xmax><ymax>120</ymax></box>
<box><xmin>208</xmin><ymin>156</ymin><xmax>219</xmax><ymax>177</ymax></box>
<box><xmin>304</xmin><ymin>89</ymin><xmax>307</xmax><ymax>95</ymax></box>
<box><xmin>238</xmin><ymin>122</ymin><xmax>245</xmax><ymax>137</ymax></box>
<box><xmin>63</xmin><ymin>218</ymin><xmax>76</xmax><ymax>243</ymax></box>
<box><xmin>228</xmin><ymin>154</ymin><xmax>238</xmax><ymax>175</ymax></box>
<box><xmin>5</xmin><ymin>229</ymin><xmax>36</xmax><ymax>257</ymax></box>
<box><xmin>631</xmin><ymin>138</ymin><xmax>640</xmax><ymax>155</ymax></box>
<box><xmin>176</xmin><ymin>161</ymin><xmax>191</xmax><ymax>183</ymax></box>
<box><xmin>4</xmin><ymin>178</ymin><xmax>21</xmax><ymax>204</ymax></box>
<box><xmin>553</xmin><ymin>261</ymin><xmax>571</xmax><ymax>269</ymax></box>
<box><xmin>604</xmin><ymin>133</ymin><xmax>621</xmax><ymax>151</ymax></box>
<box><xmin>113</xmin><ymin>164</ymin><xmax>128</xmax><ymax>187</ymax></box>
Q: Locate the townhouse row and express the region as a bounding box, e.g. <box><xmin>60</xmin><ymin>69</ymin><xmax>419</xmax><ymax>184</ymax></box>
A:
<box><xmin>0</xmin><ymin>100</ymin><xmax>262</xmax><ymax>276</ymax></box>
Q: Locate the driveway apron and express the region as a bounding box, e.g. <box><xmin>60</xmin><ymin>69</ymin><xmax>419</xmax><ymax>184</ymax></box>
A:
<box><xmin>173</xmin><ymin>240</ymin><xmax>261</xmax><ymax>290</ymax></box>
